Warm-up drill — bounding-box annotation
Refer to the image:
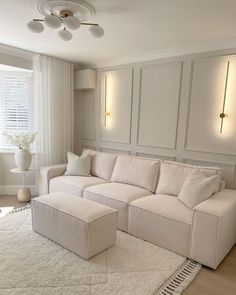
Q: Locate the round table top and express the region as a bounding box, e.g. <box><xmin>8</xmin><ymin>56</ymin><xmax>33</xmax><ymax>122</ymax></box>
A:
<box><xmin>10</xmin><ymin>168</ymin><xmax>33</xmax><ymax>174</ymax></box>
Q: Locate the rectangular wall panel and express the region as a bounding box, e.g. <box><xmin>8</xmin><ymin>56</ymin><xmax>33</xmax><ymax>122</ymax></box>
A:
<box><xmin>101</xmin><ymin>68</ymin><xmax>133</xmax><ymax>144</ymax></box>
<box><xmin>81</xmin><ymin>91</ymin><xmax>96</xmax><ymax>140</ymax></box>
<box><xmin>82</xmin><ymin>145</ymin><xmax>96</xmax><ymax>151</ymax></box>
<box><xmin>137</xmin><ymin>62</ymin><xmax>182</xmax><ymax>149</ymax></box>
<box><xmin>101</xmin><ymin>148</ymin><xmax>130</xmax><ymax>155</ymax></box>
<box><xmin>186</xmin><ymin>57</ymin><xmax>236</xmax><ymax>155</ymax></box>
<box><xmin>136</xmin><ymin>152</ymin><xmax>175</xmax><ymax>161</ymax></box>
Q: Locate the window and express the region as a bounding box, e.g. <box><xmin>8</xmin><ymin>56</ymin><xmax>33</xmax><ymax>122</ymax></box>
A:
<box><xmin>0</xmin><ymin>65</ymin><xmax>33</xmax><ymax>149</ymax></box>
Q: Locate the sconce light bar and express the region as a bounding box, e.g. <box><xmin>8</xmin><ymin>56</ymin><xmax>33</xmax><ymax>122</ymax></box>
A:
<box><xmin>104</xmin><ymin>75</ymin><xmax>108</xmax><ymax>127</ymax></box>
<box><xmin>219</xmin><ymin>61</ymin><xmax>230</xmax><ymax>133</ymax></box>
<box><xmin>104</xmin><ymin>74</ymin><xmax>111</xmax><ymax>127</ymax></box>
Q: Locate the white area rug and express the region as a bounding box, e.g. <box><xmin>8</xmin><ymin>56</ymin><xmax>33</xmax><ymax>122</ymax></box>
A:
<box><xmin>0</xmin><ymin>208</ymin><xmax>201</xmax><ymax>295</ymax></box>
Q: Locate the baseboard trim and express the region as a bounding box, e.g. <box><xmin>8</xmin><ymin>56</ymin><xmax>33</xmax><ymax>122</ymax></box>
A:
<box><xmin>0</xmin><ymin>185</ymin><xmax>37</xmax><ymax>195</ymax></box>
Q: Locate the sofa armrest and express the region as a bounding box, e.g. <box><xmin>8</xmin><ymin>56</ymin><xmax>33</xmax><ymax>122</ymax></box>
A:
<box><xmin>190</xmin><ymin>189</ymin><xmax>236</xmax><ymax>269</ymax></box>
<box><xmin>38</xmin><ymin>163</ymin><xmax>67</xmax><ymax>196</ymax></box>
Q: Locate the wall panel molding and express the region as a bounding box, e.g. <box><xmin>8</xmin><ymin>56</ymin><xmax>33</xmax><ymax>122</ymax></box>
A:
<box><xmin>82</xmin><ymin>139</ymin><xmax>96</xmax><ymax>146</ymax></box>
<box><xmin>136</xmin><ymin>61</ymin><xmax>182</xmax><ymax>149</ymax></box>
<box><xmin>185</xmin><ymin>56</ymin><xmax>236</xmax><ymax>156</ymax></box>
<box><xmin>135</xmin><ymin>145</ymin><xmax>176</xmax><ymax>157</ymax></box>
<box><xmin>136</xmin><ymin>152</ymin><xmax>175</xmax><ymax>161</ymax></box>
<box><xmin>100</xmin><ymin>148</ymin><xmax>130</xmax><ymax>155</ymax></box>
<box><xmin>81</xmin><ymin>91</ymin><xmax>96</xmax><ymax>141</ymax></box>
<box><xmin>100</xmin><ymin>68</ymin><xmax>133</xmax><ymax>144</ymax></box>
<box><xmin>77</xmin><ymin>49</ymin><xmax>236</xmax><ymax>189</ymax></box>
<box><xmin>82</xmin><ymin>146</ymin><xmax>96</xmax><ymax>151</ymax></box>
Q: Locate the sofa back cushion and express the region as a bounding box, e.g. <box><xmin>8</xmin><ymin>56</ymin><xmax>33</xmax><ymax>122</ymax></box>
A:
<box><xmin>82</xmin><ymin>149</ymin><xmax>117</xmax><ymax>181</ymax></box>
<box><xmin>111</xmin><ymin>155</ymin><xmax>160</xmax><ymax>192</ymax></box>
<box><xmin>156</xmin><ymin>161</ymin><xmax>222</xmax><ymax>196</ymax></box>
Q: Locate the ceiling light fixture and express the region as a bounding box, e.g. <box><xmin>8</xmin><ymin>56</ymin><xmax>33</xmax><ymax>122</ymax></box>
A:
<box><xmin>27</xmin><ymin>0</ymin><xmax>104</xmax><ymax>41</ymax></box>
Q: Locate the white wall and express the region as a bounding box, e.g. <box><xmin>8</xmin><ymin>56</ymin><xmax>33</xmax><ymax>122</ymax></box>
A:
<box><xmin>77</xmin><ymin>49</ymin><xmax>236</xmax><ymax>189</ymax></box>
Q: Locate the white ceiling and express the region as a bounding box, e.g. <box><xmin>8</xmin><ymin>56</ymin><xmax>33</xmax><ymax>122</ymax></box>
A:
<box><xmin>0</xmin><ymin>0</ymin><xmax>236</xmax><ymax>67</ymax></box>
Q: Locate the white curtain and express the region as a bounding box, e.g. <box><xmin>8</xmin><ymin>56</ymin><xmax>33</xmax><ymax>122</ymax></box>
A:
<box><xmin>33</xmin><ymin>54</ymin><xmax>74</xmax><ymax>167</ymax></box>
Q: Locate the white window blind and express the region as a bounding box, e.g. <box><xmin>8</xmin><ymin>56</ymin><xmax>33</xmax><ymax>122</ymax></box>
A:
<box><xmin>0</xmin><ymin>70</ymin><xmax>33</xmax><ymax>149</ymax></box>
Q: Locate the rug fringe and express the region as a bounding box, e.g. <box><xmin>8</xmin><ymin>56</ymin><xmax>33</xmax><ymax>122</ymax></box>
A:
<box><xmin>156</xmin><ymin>259</ymin><xmax>201</xmax><ymax>295</ymax></box>
<box><xmin>8</xmin><ymin>204</ymin><xmax>31</xmax><ymax>214</ymax></box>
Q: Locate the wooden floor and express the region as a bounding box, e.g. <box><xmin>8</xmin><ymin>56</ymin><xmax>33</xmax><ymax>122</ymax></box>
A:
<box><xmin>183</xmin><ymin>245</ymin><xmax>236</xmax><ymax>295</ymax></box>
<box><xmin>0</xmin><ymin>195</ymin><xmax>30</xmax><ymax>209</ymax></box>
<box><xmin>0</xmin><ymin>195</ymin><xmax>235</xmax><ymax>294</ymax></box>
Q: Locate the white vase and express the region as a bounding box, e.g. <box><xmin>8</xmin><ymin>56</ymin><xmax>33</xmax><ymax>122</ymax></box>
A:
<box><xmin>14</xmin><ymin>149</ymin><xmax>32</xmax><ymax>171</ymax></box>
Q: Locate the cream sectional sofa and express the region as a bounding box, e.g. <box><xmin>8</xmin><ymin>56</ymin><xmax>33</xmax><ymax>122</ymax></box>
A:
<box><xmin>38</xmin><ymin>150</ymin><xmax>236</xmax><ymax>269</ymax></box>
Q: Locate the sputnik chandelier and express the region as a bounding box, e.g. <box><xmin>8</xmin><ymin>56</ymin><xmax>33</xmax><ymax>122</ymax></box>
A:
<box><xmin>27</xmin><ymin>0</ymin><xmax>104</xmax><ymax>41</ymax></box>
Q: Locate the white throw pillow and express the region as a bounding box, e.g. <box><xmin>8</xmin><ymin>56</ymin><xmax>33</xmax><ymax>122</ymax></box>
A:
<box><xmin>156</xmin><ymin>161</ymin><xmax>222</xmax><ymax>196</ymax></box>
<box><xmin>178</xmin><ymin>169</ymin><xmax>221</xmax><ymax>209</ymax></box>
<box><xmin>65</xmin><ymin>152</ymin><xmax>91</xmax><ymax>176</ymax></box>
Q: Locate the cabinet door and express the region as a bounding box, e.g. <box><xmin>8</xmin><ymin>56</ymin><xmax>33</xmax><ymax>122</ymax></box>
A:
<box><xmin>186</xmin><ymin>56</ymin><xmax>236</xmax><ymax>155</ymax></box>
<box><xmin>101</xmin><ymin>68</ymin><xmax>133</xmax><ymax>144</ymax></box>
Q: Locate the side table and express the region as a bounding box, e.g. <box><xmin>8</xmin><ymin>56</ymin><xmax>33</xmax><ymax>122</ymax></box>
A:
<box><xmin>10</xmin><ymin>168</ymin><xmax>33</xmax><ymax>203</ymax></box>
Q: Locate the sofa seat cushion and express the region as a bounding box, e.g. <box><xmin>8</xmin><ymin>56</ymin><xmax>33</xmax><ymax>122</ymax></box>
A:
<box><xmin>49</xmin><ymin>176</ymin><xmax>106</xmax><ymax>197</ymax></box>
<box><xmin>130</xmin><ymin>194</ymin><xmax>193</xmax><ymax>224</ymax></box>
<box><xmin>84</xmin><ymin>183</ymin><xmax>151</xmax><ymax>232</ymax></box>
<box><xmin>128</xmin><ymin>194</ymin><xmax>193</xmax><ymax>256</ymax></box>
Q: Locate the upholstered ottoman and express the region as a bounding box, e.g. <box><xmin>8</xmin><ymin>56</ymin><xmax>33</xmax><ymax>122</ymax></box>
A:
<box><xmin>31</xmin><ymin>192</ymin><xmax>117</xmax><ymax>259</ymax></box>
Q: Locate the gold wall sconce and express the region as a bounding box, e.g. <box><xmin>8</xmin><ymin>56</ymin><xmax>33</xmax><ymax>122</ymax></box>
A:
<box><xmin>104</xmin><ymin>75</ymin><xmax>111</xmax><ymax>127</ymax></box>
<box><xmin>104</xmin><ymin>111</ymin><xmax>111</xmax><ymax>127</ymax></box>
<box><xmin>219</xmin><ymin>61</ymin><xmax>229</xmax><ymax>133</ymax></box>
